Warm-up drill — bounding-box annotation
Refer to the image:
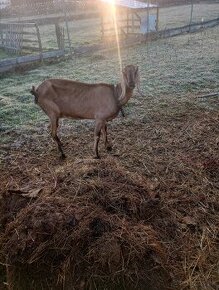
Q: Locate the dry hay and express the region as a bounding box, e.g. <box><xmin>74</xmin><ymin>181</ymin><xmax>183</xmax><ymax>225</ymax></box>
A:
<box><xmin>0</xmin><ymin>160</ymin><xmax>171</xmax><ymax>290</ymax></box>
<box><xmin>0</xmin><ymin>100</ymin><xmax>219</xmax><ymax>290</ymax></box>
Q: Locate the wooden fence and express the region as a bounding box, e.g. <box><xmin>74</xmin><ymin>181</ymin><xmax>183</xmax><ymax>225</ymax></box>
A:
<box><xmin>0</xmin><ymin>22</ymin><xmax>42</xmax><ymax>55</ymax></box>
<box><xmin>0</xmin><ymin>17</ymin><xmax>218</xmax><ymax>73</ymax></box>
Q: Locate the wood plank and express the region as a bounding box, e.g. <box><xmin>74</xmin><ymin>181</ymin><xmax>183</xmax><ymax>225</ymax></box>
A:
<box><xmin>102</xmin><ymin>20</ymin><xmax>140</xmax><ymax>27</ymax></box>
<box><xmin>22</xmin><ymin>39</ymin><xmax>40</xmax><ymax>43</ymax></box>
<box><xmin>21</xmin><ymin>46</ymin><xmax>41</xmax><ymax>51</ymax></box>
<box><xmin>0</xmin><ymin>22</ymin><xmax>37</xmax><ymax>28</ymax></box>
<box><xmin>118</xmin><ymin>18</ymin><xmax>140</xmax><ymax>23</ymax></box>
<box><xmin>101</xmin><ymin>25</ymin><xmax>140</xmax><ymax>33</ymax></box>
<box><xmin>1</xmin><ymin>31</ymin><xmax>37</xmax><ymax>36</ymax></box>
<box><xmin>1</xmin><ymin>46</ymin><xmax>20</xmax><ymax>51</ymax></box>
<box><xmin>0</xmin><ymin>58</ymin><xmax>17</xmax><ymax>67</ymax></box>
<box><xmin>0</xmin><ymin>49</ymin><xmax>65</xmax><ymax>71</ymax></box>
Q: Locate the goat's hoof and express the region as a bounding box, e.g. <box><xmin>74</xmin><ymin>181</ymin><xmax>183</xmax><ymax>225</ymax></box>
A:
<box><xmin>61</xmin><ymin>154</ymin><xmax>66</xmax><ymax>160</ymax></box>
<box><xmin>93</xmin><ymin>155</ymin><xmax>100</xmax><ymax>159</ymax></box>
<box><xmin>106</xmin><ymin>145</ymin><xmax>112</xmax><ymax>152</ymax></box>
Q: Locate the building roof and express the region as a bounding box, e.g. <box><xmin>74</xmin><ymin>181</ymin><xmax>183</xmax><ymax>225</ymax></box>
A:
<box><xmin>100</xmin><ymin>0</ymin><xmax>157</xmax><ymax>9</ymax></box>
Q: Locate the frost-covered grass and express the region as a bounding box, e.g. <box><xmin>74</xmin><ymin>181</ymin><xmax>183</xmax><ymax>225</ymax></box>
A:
<box><xmin>159</xmin><ymin>3</ymin><xmax>219</xmax><ymax>30</ymax></box>
<box><xmin>0</xmin><ymin>25</ymin><xmax>218</xmax><ymax>137</ymax></box>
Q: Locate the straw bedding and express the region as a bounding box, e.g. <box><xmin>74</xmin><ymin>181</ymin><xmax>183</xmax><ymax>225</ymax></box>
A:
<box><xmin>0</xmin><ymin>102</ymin><xmax>218</xmax><ymax>290</ymax></box>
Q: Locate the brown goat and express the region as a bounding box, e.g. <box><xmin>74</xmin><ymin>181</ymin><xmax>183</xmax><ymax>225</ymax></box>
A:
<box><xmin>31</xmin><ymin>64</ymin><xmax>140</xmax><ymax>159</ymax></box>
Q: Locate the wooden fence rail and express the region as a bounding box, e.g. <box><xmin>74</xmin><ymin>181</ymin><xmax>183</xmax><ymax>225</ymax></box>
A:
<box><xmin>0</xmin><ymin>17</ymin><xmax>218</xmax><ymax>74</ymax></box>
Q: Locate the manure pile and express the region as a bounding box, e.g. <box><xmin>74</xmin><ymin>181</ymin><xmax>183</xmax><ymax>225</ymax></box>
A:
<box><xmin>0</xmin><ymin>159</ymin><xmax>172</xmax><ymax>290</ymax></box>
<box><xmin>0</xmin><ymin>106</ymin><xmax>218</xmax><ymax>290</ymax></box>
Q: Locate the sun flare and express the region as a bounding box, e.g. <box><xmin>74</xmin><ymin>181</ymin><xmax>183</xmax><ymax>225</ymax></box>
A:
<box><xmin>109</xmin><ymin>0</ymin><xmax>123</xmax><ymax>72</ymax></box>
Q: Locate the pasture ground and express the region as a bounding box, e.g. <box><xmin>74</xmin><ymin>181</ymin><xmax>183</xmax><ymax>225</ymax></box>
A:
<box><xmin>0</xmin><ymin>26</ymin><xmax>218</xmax><ymax>289</ymax></box>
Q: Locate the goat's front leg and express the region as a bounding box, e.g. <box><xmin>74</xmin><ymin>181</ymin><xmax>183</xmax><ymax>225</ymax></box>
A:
<box><xmin>94</xmin><ymin>119</ymin><xmax>105</xmax><ymax>159</ymax></box>
<box><xmin>102</xmin><ymin>123</ymin><xmax>112</xmax><ymax>152</ymax></box>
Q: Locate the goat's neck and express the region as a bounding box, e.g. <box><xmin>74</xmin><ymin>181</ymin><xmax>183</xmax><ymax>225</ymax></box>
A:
<box><xmin>116</xmin><ymin>83</ymin><xmax>133</xmax><ymax>107</ymax></box>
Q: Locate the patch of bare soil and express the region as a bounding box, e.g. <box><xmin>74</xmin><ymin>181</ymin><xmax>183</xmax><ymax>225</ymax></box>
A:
<box><xmin>0</xmin><ymin>100</ymin><xmax>218</xmax><ymax>290</ymax></box>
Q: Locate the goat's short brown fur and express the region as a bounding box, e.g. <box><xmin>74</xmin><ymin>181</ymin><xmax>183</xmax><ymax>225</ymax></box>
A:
<box><xmin>31</xmin><ymin>65</ymin><xmax>140</xmax><ymax>159</ymax></box>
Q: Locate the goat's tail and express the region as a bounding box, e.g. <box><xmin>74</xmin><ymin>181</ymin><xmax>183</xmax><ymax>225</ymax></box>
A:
<box><xmin>30</xmin><ymin>86</ymin><xmax>39</xmax><ymax>104</ymax></box>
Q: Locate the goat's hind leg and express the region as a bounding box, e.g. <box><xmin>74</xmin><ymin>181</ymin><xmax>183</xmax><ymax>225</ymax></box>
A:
<box><xmin>50</xmin><ymin>116</ymin><xmax>66</xmax><ymax>159</ymax></box>
<box><xmin>102</xmin><ymin>123</ymin><xmax>112</xmax><ymax>152</ymax></box>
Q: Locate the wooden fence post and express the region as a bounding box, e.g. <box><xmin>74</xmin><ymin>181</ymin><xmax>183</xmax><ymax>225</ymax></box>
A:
<box><xmin>35</xmin><ymin>23</ymin><xmax>43</xmax><ymax>61</ymax></box>
<box><xmin>63</xmin><ymin>0</ymin><xmax>73</xmax><ymax>56</ymax></box>
<box><xmin>156</xmin><ymin>6</ymin><xmax>159</xmax><ymax>31</ymax></box>
<box><xmin>189</xmin><ymin>0</ymin><xmax>194</xmax><ymax>32</ymax></box>
<box><xmin>55</xmin><ymin>23</ymin><xmax>64</xmax><ymax>50</ymax></box>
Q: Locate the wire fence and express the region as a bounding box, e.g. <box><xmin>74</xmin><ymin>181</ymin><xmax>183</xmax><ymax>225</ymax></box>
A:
<box><xmin>0</xmin><ymin>0</ymin><xmax>218</xmax><ymax>67</ymax></box>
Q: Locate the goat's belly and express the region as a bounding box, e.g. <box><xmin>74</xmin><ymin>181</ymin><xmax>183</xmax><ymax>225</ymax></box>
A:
<box><xmin>106</xmin><ymin>111</ymin><xmax>120</xmax><ymax>121</ymax></box>
<box><xmin>61</xmin><ymin>111</ymin><xmax>95</xmax><ymax>120</ymax></box>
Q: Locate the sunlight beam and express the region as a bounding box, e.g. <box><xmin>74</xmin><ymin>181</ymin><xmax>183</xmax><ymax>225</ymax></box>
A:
<box><xmin>110</xmin><ymin>0</ymin><xmax>123</xmax><ymax>72</ymax></box>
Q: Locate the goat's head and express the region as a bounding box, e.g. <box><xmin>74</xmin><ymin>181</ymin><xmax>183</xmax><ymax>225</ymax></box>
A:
<box><xmin>122</xmin><ymin>65</ymin><xmax>139</xmax><ymax>90</ymax></box>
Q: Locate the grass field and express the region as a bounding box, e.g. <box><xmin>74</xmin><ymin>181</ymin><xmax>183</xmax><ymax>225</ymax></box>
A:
<box><xmin>159</xmin><ymin>3</ymin><xmax>219</xmax><ymax>29</ymax></box>
<box><xmin>0</xmin><ymin>23</ymin><xmax>219</xmax><ymax>290</ymax></box>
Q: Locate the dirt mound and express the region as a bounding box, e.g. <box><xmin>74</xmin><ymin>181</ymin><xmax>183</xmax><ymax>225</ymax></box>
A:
<box><xmin>1</xmin><ymin>195</ymin><xmax>169</xmax><ymax>290</ymax></box>
<box><xmin>0</xmin><ymin>159</ymin><xmax>172</xmax><ymax>290</ymax></box>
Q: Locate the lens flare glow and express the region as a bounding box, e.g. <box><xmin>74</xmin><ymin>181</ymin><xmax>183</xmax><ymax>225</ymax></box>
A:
<box><xmin>110</xmin><ymin>0</ymin><xmax>123</xmax><ymax>72</ymax></box>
